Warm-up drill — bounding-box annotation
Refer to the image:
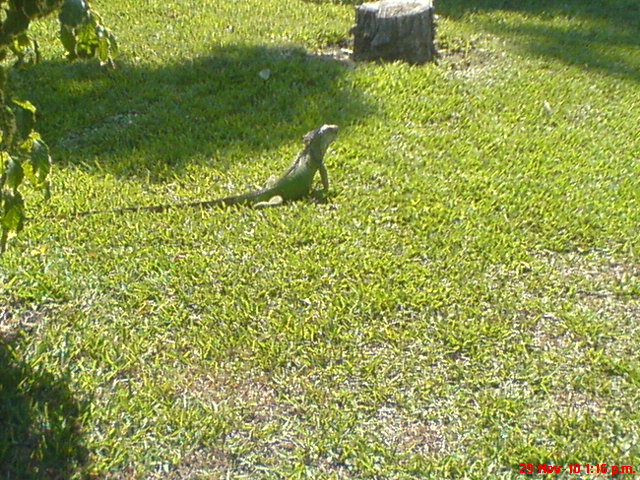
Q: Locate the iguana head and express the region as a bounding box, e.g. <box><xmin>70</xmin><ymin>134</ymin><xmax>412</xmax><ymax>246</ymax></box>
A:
<box><xmin>304</xmin><ymin>124</ymin><xmax>339</xmax><ymax>153</ymax></box>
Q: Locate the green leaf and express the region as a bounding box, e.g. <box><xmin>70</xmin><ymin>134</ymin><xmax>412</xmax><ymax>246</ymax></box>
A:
<box><xmin>1</xmin><ymin>192</ymin><xmax>25</xmax><ymax>233</ymax></box>
<box><xmin>76</xmin><ymin>22</ymin><xmax>98</xmax><ymax>58</ymax></box>
<box><xmin>16</xmin><ymin>33</ymin><xmax>31</xmax><ymax>48</ymax></box>
<box><xmin>5</xmin><ymin>157</ymin><xmax>23</xmax><ymax>191</ymax></box>
<box><xmin>57</xmin><ymin>3</ymin><xmax>117</xmax><ymax>64</ymax></box>
<box><xmin>30</xmin><ymin>137</ymin><xmax>52</xmax><ymax>183</ymax></box>
<box><xmin>12</xmin><ymin>99</ymin><xmax>36</xmax><ymax>140</ymax></box>
<box><xmin>0</xmin><ymin>151</ymin><xmax>8</xmax><ymax>173</ymax></box>
<box><xmin>26</xmin><ymin>137</ymin><xmax>52</xmax><ymax>199</ymax></box>
<box><xmin>97</xmin><ymin>34</ymin><xmax>109</xmax><ymax>63</ymax></box>
<box><xmin>59</xmin><ymin>0</ymin><xmax>90</xmax><ymax>28</ymax></box>
<box><xmin>108</xmin><ymin>31</ymin><xmax>118</xmax><ymax>56</ymax></box>
<box><xmin>17</xmin><ymin>133</ymin><xmax>51</xmax><ymax>198</ymax></box>
<box><xmin>13</xmin><ymin>99</ymin><xmax>36</xmax><ymax>114</ymax></box>
<box><xmin>59</xmin><ymin>25</ymin><xmax>78</xmax><ymax>58</ymax></box>
<box><xmin>10</xmin><ymin>33</ymin><xmax>41</xmax><ymax>67</ymax></box>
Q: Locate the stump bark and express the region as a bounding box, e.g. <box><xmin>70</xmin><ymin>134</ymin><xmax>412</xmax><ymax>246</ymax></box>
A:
<box><xmin>352</xmin><ymin>0</ymin><xmax>437</xmax><ymax>65</ymax></box>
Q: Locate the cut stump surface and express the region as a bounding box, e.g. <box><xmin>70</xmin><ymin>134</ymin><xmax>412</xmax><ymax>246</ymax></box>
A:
<box><xmin>353</xmin><ymin>0</ymin><xmax>437</xmax><ymax>65</ymax></box>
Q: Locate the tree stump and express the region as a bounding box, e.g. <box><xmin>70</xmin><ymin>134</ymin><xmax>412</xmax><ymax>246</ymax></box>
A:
<box><xmin>352</xmin><ymin>0</ymin><xmax>437</xmax><ymax>65</ymax></box>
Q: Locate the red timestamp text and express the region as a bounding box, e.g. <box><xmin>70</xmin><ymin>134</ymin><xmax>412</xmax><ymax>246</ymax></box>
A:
<box><xmin>519</xmin><ymin>463</ymin><xmax>637</xmax><ymax>475</ymax></box>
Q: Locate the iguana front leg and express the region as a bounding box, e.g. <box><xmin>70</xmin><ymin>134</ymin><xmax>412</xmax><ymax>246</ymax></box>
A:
<box><xmin>319</xmin><ymin>163</ymin><xmax>329</xmax><ymax>191</ymax></box>
<box><xmin>263</xmin><ymin>175</ymin><xmax>278</xmax><ymax>189</ymax></box>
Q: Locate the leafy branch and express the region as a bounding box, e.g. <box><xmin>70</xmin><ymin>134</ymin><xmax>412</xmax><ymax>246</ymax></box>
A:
<box><xmin>0</xmin><ymin>0</ymin><xmax>117</xmax><ymax>253</ymax></box>
<box><xmin>59</xmin><ymin>0</ymin><xmax>117</xmax><ymax>65</ymax></box>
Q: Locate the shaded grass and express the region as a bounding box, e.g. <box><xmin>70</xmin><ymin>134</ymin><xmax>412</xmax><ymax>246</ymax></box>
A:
<box><xmin>1</xmin><ymin>0</ymin><xmax>639</xmax><ymax>478</ymax></box>
<box><xmin>14</xmin><ymin>44</ymin><xmax>368</xmax><ymax>181</ymax></box>
<box><xmin>0</xmin><ymin>335</ymin><xmax>87</xmax><ymax>478</ymax></box>
<box><xmin>439</xmin><ymin>0</ymin><xmax>640</xmax><ymax>83</ymax></box>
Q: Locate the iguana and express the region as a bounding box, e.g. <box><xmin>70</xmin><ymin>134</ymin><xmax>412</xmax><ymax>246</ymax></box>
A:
<box><xmin>64</xmin><ymin>124</ymin><xmax>338</xmax><ymax>217</ymax></box>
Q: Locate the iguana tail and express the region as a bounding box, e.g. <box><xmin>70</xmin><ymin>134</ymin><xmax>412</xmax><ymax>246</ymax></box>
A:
<box><xmin>66</xmin><ymin>189</ymin><xmax>266</xmax><ymax>217</ymax></box>
<box><xmin>133</xmin><ymin>189</ymin><xmax>269</xmax><ymax>214</ymax></box>
<box><xmin>174</xmin><ymin>190</ymin><xmax>266</xmax><ymax>211</ymax></box>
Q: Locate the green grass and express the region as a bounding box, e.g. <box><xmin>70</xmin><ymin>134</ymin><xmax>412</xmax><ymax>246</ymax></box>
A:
<box><xmin>1</xmin><ymin>0</ymin><xmax>639</xmax><ymax>478</ymax></box>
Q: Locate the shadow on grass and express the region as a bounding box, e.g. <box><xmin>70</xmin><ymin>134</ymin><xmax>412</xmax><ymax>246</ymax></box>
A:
<box><xmin>0</xmin><ymin>336</ymin><xmax>87</xmax><ymax>479</ymax></box>
<box><xmin>439</xmin><ymin>0</ymin><xmax>640</xmax><ymax>82</ymax></box>
<box><xmin>12</xmin><ymin>44</ymin><xmax>372</xmax><ymax>180</ymax></box>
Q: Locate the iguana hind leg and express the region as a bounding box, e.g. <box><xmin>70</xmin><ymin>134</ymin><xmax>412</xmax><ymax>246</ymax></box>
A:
<box><xmin>254</xmin><ymin>195</ymin><xmax>284</xmax><ymax>209</ymax></box>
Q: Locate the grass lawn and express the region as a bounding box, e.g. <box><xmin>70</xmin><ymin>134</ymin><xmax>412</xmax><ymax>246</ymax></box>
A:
<box><xmin>1</xmin><ymin>0</ymin><xmax>639</xmax><ymax>478</ymax></box>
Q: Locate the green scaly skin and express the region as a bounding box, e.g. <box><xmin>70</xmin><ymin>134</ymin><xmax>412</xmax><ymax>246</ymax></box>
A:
<box><xmin>67</xmin><ymin>124</ymin><xmax>338</xmax><ymax>217</ymax></box>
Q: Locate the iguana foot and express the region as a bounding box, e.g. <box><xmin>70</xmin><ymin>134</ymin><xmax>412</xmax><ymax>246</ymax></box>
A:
<box><xmin>310</xmin><ymin>189</ymin><xmax>331</xmax><ymax>203</ymax></box>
